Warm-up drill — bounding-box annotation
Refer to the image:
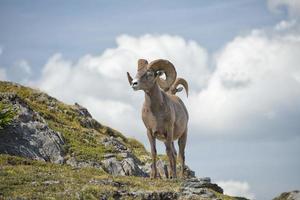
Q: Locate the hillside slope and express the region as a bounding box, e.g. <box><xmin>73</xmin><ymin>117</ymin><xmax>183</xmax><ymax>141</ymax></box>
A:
<box><xmin>0</xmin><ymin>81</ymin><xmax>246</xmax><ymax>200</ymax></box>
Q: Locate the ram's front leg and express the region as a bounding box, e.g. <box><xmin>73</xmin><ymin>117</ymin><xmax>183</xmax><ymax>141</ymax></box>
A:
<box><xmin>165</xmin><ymin>128</ymin><xmax>177</xmax><ymax>179</ymax></box>
<box><xmin>147</xmin><ymin>129</ymin><xmax>158</xmax><ymax>178</ymax></box>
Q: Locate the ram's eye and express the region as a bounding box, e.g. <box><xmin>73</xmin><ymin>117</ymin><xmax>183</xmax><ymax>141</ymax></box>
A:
<box><xmin>146</xmin><ymin>71</ymin><xmax>153</xmax><ymax>76</ymax></box>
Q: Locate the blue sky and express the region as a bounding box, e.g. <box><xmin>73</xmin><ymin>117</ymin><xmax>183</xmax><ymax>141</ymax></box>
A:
<box><xmin>1</xmin><ymin>1</ymin><xmax>300</xmax><ymax>199</ymax></box>
<box><xmin>0</xmin><ymin>0</ymin><xmax>283</xmax><ymax>76</ymax></box>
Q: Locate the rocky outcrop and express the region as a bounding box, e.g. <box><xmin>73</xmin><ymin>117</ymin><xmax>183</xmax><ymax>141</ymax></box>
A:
<box><xmin>101</xmin><ymin>154</ymin><xmax>146</xmax><ymax>176</ymax></box>
<box><xmin>273</xmin><ymin>190</ymin><xmax>300</xmax><ymax>200</ymax></box>
<box><xmin>65</xmin><ymin>135</ymin><xmax>148</xmax><ymax>177</ymax></box>
<box><xmin>181</xmin><ymin>177</ymin><xmax>223</xmax><ymax>194</ymax></box>
<box><xmin>73</xmin><ymin>102</ymin><xmax>103</xmax><ymax>130</ymax></box>
<box><xmin>100</xmin><ymin>136</ymin><xmax>147</xmax><ymax>177</ymax></box>
<box><xmin>87</xmin><ymin>177</ymin><xmax>224</xmax><ymax>200</ymax></box>
<box><xmin>0</xmin><ymin>93</ymin><xmax>65</xmax><ymax>164</ymax></box>
<box><xmin>99</xmin><ymin>136</ymin><xmax>195</xmax><ymax>178</ymax></box>
<box><xmin>179</xmin><ymin>177</ymin><xmax>223</xmax><ymax>199</ymax></box>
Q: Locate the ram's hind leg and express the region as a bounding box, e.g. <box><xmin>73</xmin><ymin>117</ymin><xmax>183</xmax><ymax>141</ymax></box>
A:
<box><xmin>178</xmin><ymin>129</ymin><xmax>187</xmax><ymax>178</ymax></box>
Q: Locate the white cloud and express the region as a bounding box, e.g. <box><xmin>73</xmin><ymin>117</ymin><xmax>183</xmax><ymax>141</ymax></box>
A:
<box><xmin>217</xmin><ymin>180</ymin><xmax>255</xmax><ymax>199</ymax></box>
<box><xmin>32</xmin><ymin>34</ymin><xmax>209</xmax><ymax>137</ymax></box>
<box><xmin>268</xmin><ymin>0</ymin><xmax>300</xmax><ymax>17</ymax></box>
<box><xmin>32</xmin><ymin>22</ymin><xmax>300</xmax><ymax>140</ymax></box>
<box><xmin>274</xmin><ymin>20</ymin><xmax>297</xmax><ymax>31</ymax></box>
<box><xmin>189</xmin><ymin>22</ymin><xmax>300</xmax><ymax>133</ymax></box>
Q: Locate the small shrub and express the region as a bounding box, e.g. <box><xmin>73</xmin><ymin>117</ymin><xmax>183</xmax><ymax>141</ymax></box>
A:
<box><xmin>0</xmin><ymin>102</ymin><xmax>15</xmax><ymax>129</ymax></box>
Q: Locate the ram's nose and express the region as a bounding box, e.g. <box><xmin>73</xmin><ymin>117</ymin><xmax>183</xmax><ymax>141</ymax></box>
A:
<box><xmin>131</xmin><ymin>79</ymin><xmax>139</xmax><ymax>90</ymax></box>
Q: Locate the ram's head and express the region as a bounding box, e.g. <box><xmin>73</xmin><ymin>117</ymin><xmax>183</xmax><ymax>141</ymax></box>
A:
<box><xmin>127</xmin><ymin>59</ymin><xmax>177</xmax><ymax>91</ymax></box>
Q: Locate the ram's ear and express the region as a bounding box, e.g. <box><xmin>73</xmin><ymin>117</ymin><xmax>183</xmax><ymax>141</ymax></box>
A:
<box><xmin>155</xmin><ymin>70</ymin><xmax>164</xmax><ymax>77</ymax></box>
<box><xmin>176</xmin><ymin>87</ymin><xmax>183</xmax><ymax>93</ymax></box>
<box><xmin>127</xmin><ymin>72</ymin><xmax>133</xmax><ymax>85</ymax></box>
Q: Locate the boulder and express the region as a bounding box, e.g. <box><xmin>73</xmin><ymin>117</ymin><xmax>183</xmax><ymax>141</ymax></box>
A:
<box><xmin>101</xmin><ymin>153</ymin><xmax>147</xmax><ymax>177</ymax></box>
<box><xmin>74</xmin><ymin>102</ymin><xmax>92</xmax><ymax>118</ymax></box>
<box><xmin>0</xmin><ymin>93</ymin><xmax>64</xmax><ymax>164</ymax></box>
<box><xmin>101</xmin><ymin>157</ymin><xmax>126</xmax><ymax>176</ymax></box>
<box><xmin>180</xmin><ymin>177</ymin><xmax>223</xmax><ymax>198</ymax></box>
<box><xmin>101</xmin><ymin>136</ymin><xmax>128</xmax><ymax>152</ymax></box>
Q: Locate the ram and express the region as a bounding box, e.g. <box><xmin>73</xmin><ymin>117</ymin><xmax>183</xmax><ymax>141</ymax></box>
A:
<box><xmin>127</xmin><ymin>59</ymin><xmax>189</xmax><ymax>178</ymax></box>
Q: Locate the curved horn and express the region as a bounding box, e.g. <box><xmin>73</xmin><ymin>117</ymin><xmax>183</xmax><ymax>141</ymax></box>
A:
<box><xmin>173</xmin><ymin>78</ymin><xmax>189</xmax><ymax>97</ymax></box>
<box><xmin>138</xmin><ymin>59</ymin><xmax>148</xmax><ymax>72</ymax></box>
<box><xmin>147</xmin><ymin>59</ymin><xmax>177</xmax><ymax>90</ymax></box>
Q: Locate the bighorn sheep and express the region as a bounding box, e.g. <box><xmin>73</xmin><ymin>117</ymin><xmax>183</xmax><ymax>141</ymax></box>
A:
<box><xmin>127</xmin><ymin>59</ymin><xmax>189</xmax><ymax>178</ymax></box>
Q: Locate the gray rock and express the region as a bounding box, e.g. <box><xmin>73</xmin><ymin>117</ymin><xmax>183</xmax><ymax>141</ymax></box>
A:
<box><xmin>101</xmin><ymin>157</ymin><xmax>126</xmax><ymax>176</ymax></box>
<box><xmin>288</xmin><ymin>191</ymin><xmax>300</xmax><ymax>200</ymax></box>
<box><xmin>199</xmin><ymin>177</ymin><xmax>211</xmax><ymax>184</ymax></box>
<box><xmin>122</xmin><ymin>157</ymin><xmax>147</xmax><ymax>176</ymax></box>
<box><xmin>0</xmin><ymin>93</ymin><xmax>64</xmax><ymax>164</ymax></box>
<box><xmin>156</xmin><ymin>159</ymin><xmax>169</xmax><ymax>178</ymax></box>
<box><xmin>181</xmin><ymin>178</ymin><xmax>223</xmax><ymax>194</ymax></box>
<box><xmin>183</xmin><ymin>165</ymin><xmax>196</xmax><ymax>179</ymax></box>
<box><xmin>78</xmin><ymin>117</ymin><xmax>102</xmax><ymax>130</ymax></box>
<box><xmin>65</xmin><ymin>157</ymin><xmax>102</xmax><ymax>169</ymax></box>
<box><xmin>102</xmin><ymin>136</ymin><xmax>128</xmax><ymax>152</ymax></box>
<box><xmin>190</xmin><ymin>188</ymin><xmax>215</xmax><ymax>197</ymax></box>
<box><xmin>101</xmin><ymin>155</ymin><xmax>147</xmax><ymax>177</ymax></box>
<box><xmin>273</xmin><ymin>190</ymin><xmax>300</xmax><ymax>200</ymax></box>
<box><xmin>180</xmin><ymin>177</ymin><xmax>224</xmax><ymax>199</ymax></box>
<box><xmin>73</xmin><ymin>102</ymin><xmax>103</xmax><ymax>130</ymax></box>
<box><xmin>74</xmin><ymin>102</ymin><xmax>92</xmax><ymax>118</ymax></box>
<box><xmin>142</xmin><ymin>159</ymin><xmax>196</xmax><ymax>179</ymax></box>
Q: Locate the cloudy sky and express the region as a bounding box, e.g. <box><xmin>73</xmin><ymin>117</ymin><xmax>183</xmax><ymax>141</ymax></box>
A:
<box><xmin>1</xmin><ymin>0</ymin><xmax>300</xmax><ymax>199</ymax></box>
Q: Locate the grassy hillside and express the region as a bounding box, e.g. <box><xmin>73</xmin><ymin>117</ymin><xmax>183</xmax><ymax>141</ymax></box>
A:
<box><xmin>0</xmin><ymin>81</ymin><xmax>150</xmax><ymax>163</ymax></box>
<box><xmin>0</xmin><ymin>81</ymin><xmax>241</xmax><ymax>200</ymax></box>
<box><xmin>0</xmin><ymin>155</ymin><xmax>241</xmax><ymax>200</ymax></box>
<box><xmin>0</xmin><ymin>155</ymin><xmax>181</xmax><ymax>199</ymax></box>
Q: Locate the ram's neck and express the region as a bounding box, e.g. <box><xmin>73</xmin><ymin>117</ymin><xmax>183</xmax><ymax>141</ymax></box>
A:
<box><xmin>144</xmin><ymin>83</ymin><xmax>164</xmax><ymax>112</ymax></box>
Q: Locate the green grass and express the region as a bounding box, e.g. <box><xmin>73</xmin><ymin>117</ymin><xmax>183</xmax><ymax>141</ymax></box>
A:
<box><xmin>126</xmin><ymin>137</ymin><xmax>151</xmax><ymax>163</ymax></box>
<box><xmin>0</xmin><ymin>101</ymin><xmax>16</xmax><ymax>129</ymax></box>
<box><xmin>0</xmin><ymin>155</ymin><xmax>180</xmax><ymax>199</ymax></box>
